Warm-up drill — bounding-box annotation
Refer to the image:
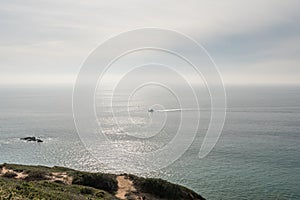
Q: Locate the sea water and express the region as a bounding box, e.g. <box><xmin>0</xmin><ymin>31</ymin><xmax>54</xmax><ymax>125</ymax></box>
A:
<box><xmin>0</xmin><ymin>85</ymin><xmax>299</xmax><ymax>199</ymax></box>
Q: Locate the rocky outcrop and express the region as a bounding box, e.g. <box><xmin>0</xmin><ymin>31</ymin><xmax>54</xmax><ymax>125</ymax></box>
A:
<box><xmin>20</xmin><ymin>137</ymin><xmax>43</xmax><ymax>142</ymax></box>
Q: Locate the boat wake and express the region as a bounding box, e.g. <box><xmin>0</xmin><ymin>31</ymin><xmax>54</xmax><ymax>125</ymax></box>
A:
<box><xmin>155</xmin><ymin>108</ymin><xmax>200</xmax><ymax>112</ymax></box>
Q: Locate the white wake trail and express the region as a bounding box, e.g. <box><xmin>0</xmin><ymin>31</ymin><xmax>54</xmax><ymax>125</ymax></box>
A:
<box><xmin>155</xmin><ymin>108</ymin><xmax>201</xmax><ymax>112</ymax></box>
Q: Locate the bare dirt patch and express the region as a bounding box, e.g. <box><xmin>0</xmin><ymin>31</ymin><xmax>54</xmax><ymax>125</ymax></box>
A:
<box><xmin>48</xmin><ymin>172</ymin><xmax>73</xmax><ymax>185</ymax></box>
<box><xmin>116</xmin><ymin>175</ymin><xmax>138</xmax><ymax>200</ymax></box>
<box><xmin>0</xmin><ymin>166</ymin><xmax>28</xmax><ymax>179</ymax></box>
<box><xmin>0</xmin><ymin>166</ymin><xmax>72</xmax><ymax>185</ymax></box>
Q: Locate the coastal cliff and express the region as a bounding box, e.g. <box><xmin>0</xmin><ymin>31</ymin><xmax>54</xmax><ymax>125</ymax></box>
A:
<box><xmin>0</xmin><ymin>163</ymin><xmax>205</xmax><ymax>200</ymax></box>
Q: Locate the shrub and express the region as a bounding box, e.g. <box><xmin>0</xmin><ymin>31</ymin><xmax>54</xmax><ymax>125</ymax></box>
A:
<box><xmin>80</xmin><ymin>187</ymin><xmax>93</xmax><ymax>195</ymax></box>
<box><xmin>3</xmin><ymin>172</ymin><xmax>17</xmax><ymax>178</ymax></box>
<box><xmin>25</xmin><ymin>170</ymin><xmax>48</xmax><ymax>181</ymax></box>
<box><xmin>96</xmin><ymin>191</ymin><xmax>105</xmax><ymax>198</ymax></box>
<box><xmin>139</xmin><ymin>178</ymin><xmax>181</xmax><ymax>198</ymax></box>
<box><xmin>129</xmin><ymin>175</ymin><xmax>204</xmax><ymax>200</ymax></box>
<box><xmin>53</xmin><ymin>180</ymin><xmax>65</xmax><ymax>184</ymax></box>
<box><xmin>72</xmin><ymin>172</ymin><xmax>118</xmax><ymax>193</ymax></box>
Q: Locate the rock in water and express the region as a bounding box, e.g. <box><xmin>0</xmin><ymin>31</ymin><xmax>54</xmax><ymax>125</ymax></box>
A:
<box><xmin>20</xmin><ymin>137</ymin><xmax>43</xmax><ymax>143</ymax></box>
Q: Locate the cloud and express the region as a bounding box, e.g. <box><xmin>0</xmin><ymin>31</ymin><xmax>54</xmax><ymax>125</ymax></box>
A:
<box><xmin>0</xmin><ymin>0</ymin><xmax>299</xmax><ymax>85</ymax></box>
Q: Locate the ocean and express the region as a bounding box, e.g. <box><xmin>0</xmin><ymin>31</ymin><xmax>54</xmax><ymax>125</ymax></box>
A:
<box><xmin>0</xmin><ymin>85</ymin><xmax>299</xmax><ymax>199</ymax></box>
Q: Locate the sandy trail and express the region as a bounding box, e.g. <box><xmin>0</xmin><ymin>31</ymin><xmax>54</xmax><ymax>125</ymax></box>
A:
<box><xmin>0</xmin><ymin>167</ymin><xmax>28</xmax><ymax>179</ymax></box>
<box><xmin>115</xmin><ymin>175</ymin><xmax>137</xmax><ymax>200</ymax></box>
<box><xmin>0</xmin><ymin>166</ymin><xmax>72</xmax><ymax>184</ymax></box>
<box><xmin>1</xmin><ymin>167</ymin><xmax>150</xmax><ymax>199</ymax></box>
<box><xmin>49</xmin><ymin>172</ymin><xmax>73</xmax><ymax>185</ymax></box>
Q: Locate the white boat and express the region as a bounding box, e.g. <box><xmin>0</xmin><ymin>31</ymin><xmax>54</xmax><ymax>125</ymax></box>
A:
<box><xmin>148</xmin><ymin>108</ymin><xmax>154</xmax><ymax>113</ymax></box>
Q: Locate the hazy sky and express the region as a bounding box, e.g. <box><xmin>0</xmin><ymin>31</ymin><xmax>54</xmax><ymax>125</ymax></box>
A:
<box><xmin>0</xmin><ymin>0</ymin><xmax>299</xmax><ymax>85</ymax></box>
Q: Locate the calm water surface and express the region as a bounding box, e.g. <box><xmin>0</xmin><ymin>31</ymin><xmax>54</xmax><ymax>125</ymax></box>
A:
<box><xmin>0</xmin><ymin>85</ymin><xmax>299</xmax><ymax>199</ymax></box>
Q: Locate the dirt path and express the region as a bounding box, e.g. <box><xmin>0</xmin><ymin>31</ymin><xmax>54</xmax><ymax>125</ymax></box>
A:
<box><xmin>115</xmin><ymin>175</ymin><xmax>137</xmax><ymax>200</ymax></box>
<box><xmin>0</xmin><ymin>166</ymin><xmax>72</xmax><ymax>184</ymax></box>
<box><xmin>0</xmin><ymin>166</ymin><xmax>28</xmax><ymax>179</ymax></box>
<box><xmin>49</xmin><ymin>172</ymin><xmax>73</xmax><ymax>185</ymax></box>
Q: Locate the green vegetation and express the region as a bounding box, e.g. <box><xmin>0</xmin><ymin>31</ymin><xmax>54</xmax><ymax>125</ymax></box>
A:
<box><xmin>25</xmin><ymin>169</ymin><xmax>49</xmax><ymax>181</ymax></box>
<box><xmin>1</xmin><ymin>163</ymin><xmax>52</xmax><ymax>173</ymax></box>
<box><xmin>128</xmin><ymin>174</ymin><xmax>205</xmax><ymax>200</ymax></box>
<box><xmin>0</xmin><ymin>178</ymin><xmax>116</xmax><ymax>200</ymax></box>
<box><xmin>0</xmin><ymin>163</ymin><xmax>204</xmax><ymax>200</ymax></box>
<box><xmin>72</xmin><ymin>171</ymin><xmax>118</xmax><ymax>193</ymax></box>
<box><xmin>2</xmin><ymin>172</ymin><xmax>17</xmax><ymax>178</ymax></box>
<box><xmin>0</xmin><ymin>163</ymin><xmax>117</xmax><ymax>200</ymax></box>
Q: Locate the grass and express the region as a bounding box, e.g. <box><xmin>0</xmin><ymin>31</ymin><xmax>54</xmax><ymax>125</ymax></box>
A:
<box><xmin>0</xmin><ymin>163</ymin><xmax>118</xmax><ymax>200</ymax></box>
<box><xmin>0</xmin><ymin>163</ymin><xmax>204</xmax><ymax>200</ymax></box>
<box><xmin>0</xmin><ymin>177</ymin><xmax>116</xmax><ymax>200</ymax></box>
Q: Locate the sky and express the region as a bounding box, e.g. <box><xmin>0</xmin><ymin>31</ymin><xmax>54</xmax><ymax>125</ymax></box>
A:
<box><xmin>0</xmin><ymin>0</ymin><xmax>299</xmax><ymax>86</ymax></box>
